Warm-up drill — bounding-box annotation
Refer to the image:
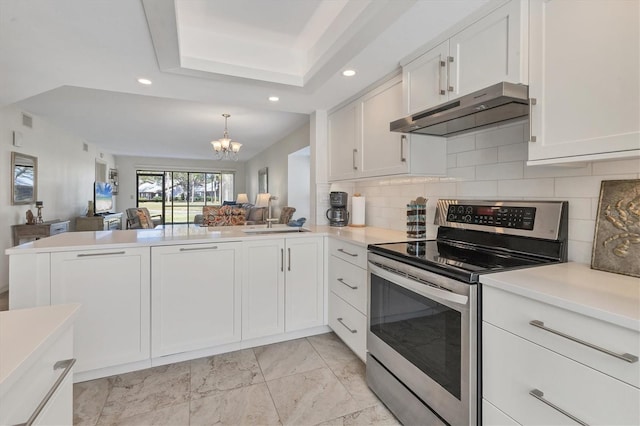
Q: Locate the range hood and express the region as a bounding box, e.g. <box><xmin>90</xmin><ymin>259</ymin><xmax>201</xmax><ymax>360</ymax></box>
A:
<box><xmin>390</xmin><ymin>82</ymin><xmax>529</xmax><ymax>136</ymax></box>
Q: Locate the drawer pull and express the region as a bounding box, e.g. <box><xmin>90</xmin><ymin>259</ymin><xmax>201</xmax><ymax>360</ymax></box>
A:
<box><xmin>337</xmin><ymin>278</ymin><xmax>358</xmax><ymax>290</ymax></box>
<box><xmin>337</xmin><ymin>317</ymin><xmax>357</xmax><ymax>334</ymax></box>
<box><xmin>337</xmin><ymin>248</ymin><xmax>358</xmax><ymax>257</ymax></box>
<box><xmin>180</xmin><ymin>246</ymin><xmax>217</xmax><ymax>251</ymax></box>
<box><xmin>19</xmin><ymin>358</ymin><xmax>76</xmax><ymax>426</ymax></box>
<box><xmin>77</xmin><ymin>251</ymin><xmax>125</xmax><ymax>257</ymax></box>
<box><xmin>529</xmin><ymin>389</ymin><xmax>589</xmax><ymax>426</ymax></box>
<box><xmin>529</xmin><ymin>320</ymin><xmax>639</xmax><ymax>363</ymax></box>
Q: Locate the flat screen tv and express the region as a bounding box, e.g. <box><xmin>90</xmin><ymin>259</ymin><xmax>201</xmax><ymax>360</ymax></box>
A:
<box><xmin>94</xmin><ymin>181</ymin><xmax>113</xmax><ymax>214</ymax></box>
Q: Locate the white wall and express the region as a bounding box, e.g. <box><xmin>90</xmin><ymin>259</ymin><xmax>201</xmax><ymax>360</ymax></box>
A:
<box><xmin>0</xmin><ymin>105</ymin><xmax>115</xmax><ymax>291</ymax></box>
<box><xmin>114</xmin><ymin>155</ymin><xmax>247</xmax><ymax>212</ymax></box>
<box><xmin>288</xmin><ymin>146</ymin><xmax>310</xmax><ymax>221</ymax></box>
<box><xmin>245</xmin><ymin>122</ymin><xmax>310</xmax><ymax>218</ymax></box>
<box><xmin>334</xmin><ymin>121</ymin><xmax>640</xmax><ymax>264</ymax></box>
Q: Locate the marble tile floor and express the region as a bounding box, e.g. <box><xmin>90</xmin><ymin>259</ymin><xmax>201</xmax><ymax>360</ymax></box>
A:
<box><xmin>74</xmin><ymin>332</ymin><xmax>400</xmax><ymax>426</ymax></box>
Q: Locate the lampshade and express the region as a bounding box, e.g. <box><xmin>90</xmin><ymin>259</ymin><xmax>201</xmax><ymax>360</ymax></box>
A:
<box><xmin>236</xmin><ymin>193</ymin><xmax>249</xmax><ymax>204</ymax></box>
<box><xmin>255</xmin><ymin>193</ymin><xmax>271</xmax><ymax>208</ymax></box>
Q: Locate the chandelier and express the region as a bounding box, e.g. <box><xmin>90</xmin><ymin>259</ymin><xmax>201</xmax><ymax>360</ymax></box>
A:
<box><xmin>211</xmin><ymin>113</ymin><xmax>242</xmax><ymax>161</ymax></box>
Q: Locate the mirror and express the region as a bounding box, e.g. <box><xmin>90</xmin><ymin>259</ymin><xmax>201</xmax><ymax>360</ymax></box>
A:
<box><xmin>11</xmin><ymin>151</ymin><xmax>38</xmax><ymax>205</ymax></box>
<box><xmin>258</xmin><ymin>167</ymin><xmax>268</xmax><ymax>193</ymax></box>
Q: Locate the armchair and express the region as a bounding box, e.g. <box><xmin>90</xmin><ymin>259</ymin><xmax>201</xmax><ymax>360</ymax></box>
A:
<box><xmin>126</xmin><ymin>207</ymin><xmax>162</xmax><ymax>229</ymax></box>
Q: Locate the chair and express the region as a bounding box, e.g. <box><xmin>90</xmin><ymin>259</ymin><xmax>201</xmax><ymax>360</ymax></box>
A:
<box><xmin>279</xmin><ymin>207</ymin><xmax>296</xmax><ymax>224</ymax></box>
<box><xmin>126</xmin><ymin>207</ymin><xmax>162</xmax><ymax>229</ymax></box>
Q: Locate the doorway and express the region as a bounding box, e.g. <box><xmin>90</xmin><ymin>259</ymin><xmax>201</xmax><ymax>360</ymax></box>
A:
<box><xmin>287</xmin><ymin>146</ymin><xmax>310</xmax><ymax>221</ymax></box>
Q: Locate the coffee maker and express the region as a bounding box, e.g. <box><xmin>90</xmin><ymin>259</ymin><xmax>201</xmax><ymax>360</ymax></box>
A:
<box><xmin>326</xmin><ymin>191</ymin><xmax>349</xmax><ymax>227</ymax></box>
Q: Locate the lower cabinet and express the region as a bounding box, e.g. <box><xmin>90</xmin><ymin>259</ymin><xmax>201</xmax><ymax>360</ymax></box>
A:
<box><xmin>151</xmin><ymin>242</ymin><xmax>242</xmax><ymax>357</ymax></box>
<box><xmin>50</xmin><ymin>247</ymin><xmax>150</xmax><ymax>373</ymax></box>
<box><xmin>242</xmin><ymin>236</ymin><xmax>324</xmax><ymax>339</ymax></box>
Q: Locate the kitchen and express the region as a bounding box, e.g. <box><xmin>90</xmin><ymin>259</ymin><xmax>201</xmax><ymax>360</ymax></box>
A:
<box><xmin>1</xmin><ymin>0</ymin><xmax>639</xmax><ymax>425</ymax></box>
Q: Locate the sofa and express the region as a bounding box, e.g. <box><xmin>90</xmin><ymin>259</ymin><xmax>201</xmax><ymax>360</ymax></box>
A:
<box><xmin>194</xmin><ymin>204</ymin><xmax>266</xmax><ymax>226</ymax></box>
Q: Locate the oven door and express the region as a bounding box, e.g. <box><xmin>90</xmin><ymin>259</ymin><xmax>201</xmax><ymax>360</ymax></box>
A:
<box><xmin>367</xmin><ymin>255</ymin><xmax>477</xmax><ymax>426</ymax></box>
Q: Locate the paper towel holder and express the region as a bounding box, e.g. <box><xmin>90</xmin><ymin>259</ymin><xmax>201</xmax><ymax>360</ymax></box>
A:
<box><xmin>349</xmin><ymin>193</ymin><xmax>366</xmax><ymax>228</ymax></box>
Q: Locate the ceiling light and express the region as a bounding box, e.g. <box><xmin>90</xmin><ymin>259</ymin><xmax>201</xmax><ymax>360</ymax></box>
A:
<box><xmin>342</xmin><ymin>69</ymin><xmax>356</xmax><ymax>77</ymax></box>
<box><xmin>137</xmin><ymin>78</ymin><xmax>152</xmax><ymax>85</ymax></box>
<box><xmin>211</xmin><ymin>114</ymin><xmax>242</xmax><ymax>161</ymax></box>
<box><xmin>268</xmin><ymin>96</ymin><xmax>279</xmax><ymax>102</ymax></box>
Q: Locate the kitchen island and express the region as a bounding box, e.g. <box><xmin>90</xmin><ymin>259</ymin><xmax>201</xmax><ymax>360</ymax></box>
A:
<box><xmin>6</xmin><ymin>224</ymin><xmax>408</xmax><ymax>381</ymax></box>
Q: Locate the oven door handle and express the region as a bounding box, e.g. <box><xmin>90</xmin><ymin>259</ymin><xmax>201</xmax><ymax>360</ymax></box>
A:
<box><xmin>369</xmin><ymin>262</ymin><xmax>469</xmax><ymax>310</ymax></box>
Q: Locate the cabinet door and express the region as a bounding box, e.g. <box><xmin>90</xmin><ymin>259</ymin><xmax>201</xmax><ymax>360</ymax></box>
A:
<box><xmin>450</xmin><ymin>0</ymin><xmax>527</xmax><ymax>98</ymax></box>
<box><xmin>528</xmin><ymin>0</ymin><xmax>640</xmax><ymax>164</ymax></box>
<box><xmin>151</xmin><ymin>242</ymin><xmax>241</xmax><ymax>357</ymax></box>
<box><xmin>51</xmin><ymin>248</ymin><xmax>150</xmax><ymax>372</ymax></box>
<box><xmin>328</xmin><ymin>101</ymin><xmax>361</xmax><ymax>181</ymax></box>
<box><xmin>242</xmin><ymin>238</ymin><xmax>285</xmax><ymax>339</ymax></box>
<box><xmin>285</xmin><ymin>237</ymin><xmax>324</xmax><ymax>331</ymax></box>
<box><xmin>361</xmin><ymin>78</ymin><xmax>408</xmax><ymax>177</ymax></box>
<box><xmin>403</xmin><ymin>40</ymin><xmax>449</xmax><ymax>114</ymax></box>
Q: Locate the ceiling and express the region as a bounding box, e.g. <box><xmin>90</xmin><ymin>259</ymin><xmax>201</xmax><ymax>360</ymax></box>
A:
<box><xmin>0</xmin><ymin>0</ymin><xmax>490</xmax><ymax>161</ymax></box>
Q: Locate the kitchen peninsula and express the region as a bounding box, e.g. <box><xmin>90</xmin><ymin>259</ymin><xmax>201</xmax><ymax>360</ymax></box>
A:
<box><xmin>6</xmin><ymin>225</ymin><xmax>407</xmax><ymax>382</ymax></box>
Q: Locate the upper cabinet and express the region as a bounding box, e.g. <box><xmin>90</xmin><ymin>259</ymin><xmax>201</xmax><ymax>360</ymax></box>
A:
<box><xmin>403</xmin><ymin>0</ymin><xmax>528</xmax><ymax>115</ymax></box>
<box><xmin>328</xmin><ymin>76</ymin><xmax>446</xmax><ymax>182</ymax></box>
<box><xmin>528</xmin><ymin>0</ymin><xmax>640</xmax><ymax>164</ymax></box>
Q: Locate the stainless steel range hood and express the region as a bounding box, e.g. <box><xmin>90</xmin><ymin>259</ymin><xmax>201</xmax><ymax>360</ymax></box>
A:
<box><xmin>390</xmin><ymin>82</ymin><xmax>529</xmax><ymax>136</ymax></box>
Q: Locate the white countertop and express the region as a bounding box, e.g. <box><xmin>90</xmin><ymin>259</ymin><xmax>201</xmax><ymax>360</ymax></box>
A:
<box><xmin>480</xmin><ymin>262</ymin><xmax>640</xmax><ymax>331</ymax></box>
<box><xmin>5</xmin><ymin>224</ymin><xmax>411</xmax><ymax>254</ymax></box>
<box><xmin>0</xmin><ymin>304</ymin><xmax>80</xmax><ymax>394</ymax></box>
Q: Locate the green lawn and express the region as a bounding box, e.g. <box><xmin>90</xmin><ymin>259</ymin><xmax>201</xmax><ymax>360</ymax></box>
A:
<box><xmin>138</xmin><ymin>200</ymin><xmax>215</xmax><ymax>224</ymax></box>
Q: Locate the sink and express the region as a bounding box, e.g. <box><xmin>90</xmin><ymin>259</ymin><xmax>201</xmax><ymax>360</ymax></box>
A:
<box><xmin>242</xmin><ymin>226</ymin><xmax>309</xmax><ymax>234</ymax></box>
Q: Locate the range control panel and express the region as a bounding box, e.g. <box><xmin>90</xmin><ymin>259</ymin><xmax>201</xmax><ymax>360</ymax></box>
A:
<box><xmin>446</xmin><ymin>204</ymin><xmax>536</xmax><ymax>230</ymax></box>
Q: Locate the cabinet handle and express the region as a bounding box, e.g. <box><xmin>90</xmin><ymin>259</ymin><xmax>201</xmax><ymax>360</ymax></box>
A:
<box><xmin>447</xmin><ymin>56</ymin><xmax>454</xmax><ymax>92</ymax></box>
<box><xmin>287</xmin><ymin>247</ymin><xmax>291</xmax><ymax>271</ymax></box>
<box><xmin>337</xmin><ymin>278</ymin><xmax>358</xmax><ymax>290</ymax></box>
<box><xmin>529</xmin><ymin>320</ymin><xmax>638</xmax><ymax>363</ymax></box>
<box><xmin>19</xmin><ymin>358</ymin><xmax>76</xmax><ymax>426</ymax></box>
<box><xmin>77</xmin><ymin>251</ymin><xmax>125</xmax><ymax>257</ymax></box>
<box><xmin>400</xmin><ymin>135</ymin><xmax>407</xmax><ymax>163</ymax></box>
<box><xmin>439</xmin><ymin>59</ymin><xmax>446</xmax><ymax>95</ymax></box>
<box><xmin>337</xmin><ymin>248</ymin><xmax>358</xmax><ymax>257</ymax></box>
<box><xmin>529</xmin><ymin>98</ymin><xmax>537</xmax><ymax>142</ymax></box>
<box><xmin>281</xmin><ymin>248</ymin><xmax>284</xmax><ymax>272</ymax></box>
<box><xmin>337</xmin><ymin>317</ymin><xmax>357</xmax><ymax>334</ymax></box>
<box><xmin>179</xmin><ymin>246</ymin><xmax>218</xmax><ymax>251</ymax></box>
<box><xmin>529</xmin><ymin>389</ymin><xmax>589</xmax><ymax>426</ymax></box>
<box><xmin>352</xmin><ymin>148</ymin><xmax>358</xmax><ymax>170</ymax></box>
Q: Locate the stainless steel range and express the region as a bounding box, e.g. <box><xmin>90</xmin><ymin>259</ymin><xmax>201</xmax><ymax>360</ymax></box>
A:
<box><xmin>366</xmin><ymin>199</ymin><xmax>568</xmax><ymax>426</ymax></box>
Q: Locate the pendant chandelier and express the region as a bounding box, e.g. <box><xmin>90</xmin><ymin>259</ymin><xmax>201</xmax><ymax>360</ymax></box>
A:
<box><xmin>211</xmin><ymin>113</ymin><xmax>242</xmax><ymax>161</ymax></box>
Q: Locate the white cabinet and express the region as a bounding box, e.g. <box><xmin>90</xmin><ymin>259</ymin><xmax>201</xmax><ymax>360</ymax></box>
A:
<box><xmin>482</xmin><ymin>284</ymin><xmax>640</xmax><ymax>425</ymax></box>
<box><xmin>50</xmin><ymin>247</ymin><xmax>150</xmax><ymax>373</ymax></box>
<box><xmin>403</xmin><ymin>0</ymin><xmax>527</xmax><ymax>115</ymax></box>
<box><xmin>242</xmin><ymin>236</ymin><xmax>324</xmax><ymax>338</ymax></box>
<box><xmin>328</xmin><ymin>100</ymin><xmax>361</xmax><ymax>181</ymax></box>
<box><xmin>327</xmin><ymin>238</ymin><xmax>368</xmax><ymax>360</ymax></box>
<box><xmin>151</xmin><ymin>242</ymin><xmax>242</xmax><ymax>357</ymax></box>
<box><xmin>528</xmin><ymin>0</ymin><xmax>640</xmax><ymax>165</ymax></box>
<box><xmin>329</xmin><ymin>76</ymin><xmax>446</xmax><ymax>181</ymax></box>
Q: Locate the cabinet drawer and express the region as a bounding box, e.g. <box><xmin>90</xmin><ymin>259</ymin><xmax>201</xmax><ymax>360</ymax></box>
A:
<box><xmin>483</xmin><ymin>285</ymin><xmax>640</xmax><ymax>387</ymax></box>
<box><xmin>50</xmin><ymin>222</ymin><xmax>68</xmax><ymax>235</ymax></box>
<box><xmin>329</xmin><ymin>292</ymin><xmax>366</xmax><ymax>361</ymax></box>
<box><xmin>329</xmin><ymin>256</ymin><xmax>367</xmax><ymax>314</ymax></box>
<box><xmin>328</xmin><ymin>238</ymin><xmax>367</xmax><ymax>269</ymax></box>
<box><xmin>483</xmin><ymin>322</ymin><xmax>640</xmax><ymax>426</ymax></box>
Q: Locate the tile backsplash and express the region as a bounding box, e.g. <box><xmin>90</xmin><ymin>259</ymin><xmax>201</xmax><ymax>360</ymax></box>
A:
<box><xmin>331</xmin><ymin>121</ymin><xmax>640</xmax><ymax>264</ymax></box>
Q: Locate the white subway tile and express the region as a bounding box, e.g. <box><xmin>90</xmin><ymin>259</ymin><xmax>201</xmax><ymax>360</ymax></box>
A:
<box><xmin>498</xmin><ymin>179</ymin><xmax>554</xmax><ymax>197</ymax></box>
<box><xmin>447</xmin><ymin>135</ymin><xmax>475</xmax><ymax>154</ymax></box>
<box><xmin>565</xmin><ymin>198</ymin><xmax>593</xmax><ymax>220</ymax></box>
<box><xmin>447</xmin><ymin>166</ymin><xmax>475</xmax><ymax>180</ymax></box>
<box><xmin>524</xmin><ymin>163</ymin><xmax>592</xmax><ymax>178</ymax></box>
<box><xmin>498</xmin><ymin>143</ymin><xmax>527</xmax><ymax>162</ymax></box>
<box><xmin>457</xmin><ymin>181</ymin><xmax>498</xmax><ymax>198</ymax></box>
<box><xmin>592</xmin><ymin>158</ymin><xmax>640</xmax><ymax>176</ymax></box>
<box><xmin>567</xmin><ymin>240</ymin><xmax>593</xmax><ymax>264</ymax></box>
<box><xmin>568</xmin><ymin>219</ymin><xmax>595</xmax><ymax>243</ymax></box>
<box><xmin>447</xmin><ymin>154</ymin><xmax>457</xmax><ymax>169</ymax></box>
<box><xmin>424</xmin><ymin>181</ymin><xmax>457</xmax><ymax>197</ymax></box>
<box><xmin>554</xmin><ymin>174</ymin><xmax>637</xmax><ymax>198</ymax></box>
<box><xmin>475</xmin><ymin>123</ymin><xmax>525</xmax><ymax>148</ymax></box>
<box><xmin>476</xmin><ymin>162</ymin><xmax>523</xmax><ymax>181</ymax></box>
<box><xmin>457</xmin><ymin>147</ymin><xmax>497</xmax><ymax>167</ymax></box>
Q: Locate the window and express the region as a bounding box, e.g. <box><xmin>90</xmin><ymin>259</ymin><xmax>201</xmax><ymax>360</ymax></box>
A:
<box><xmin>136</xmin><ymin>170</ymin><xmax>235</xmax><ymax>224</ymax></box>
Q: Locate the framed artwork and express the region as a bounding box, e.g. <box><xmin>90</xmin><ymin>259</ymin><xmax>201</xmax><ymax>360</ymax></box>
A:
<box><xmin>591</xmin><ymin>179</ymin><xmax>640</xmax><ymax>277</ymax></box>
<box><xmin>258</xmin><ymin>167</ymin><xmax>268</xmax><ymax>193</ymax></box>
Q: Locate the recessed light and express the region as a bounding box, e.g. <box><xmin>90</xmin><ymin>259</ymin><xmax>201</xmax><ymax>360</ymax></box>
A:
<box><xmin>137</xmin><ymin>78</ymin><xmax>152</xmax><ymax>85</ymax></box>
<box><xmin>342</xmin><ymin>69</ymin><xmax>356</xmax><ymax>77</ymax></box>
<box><xmin>268</xmin><ymin>96</ymin><xmax>279</xmax><ymax>102</ymax></box>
